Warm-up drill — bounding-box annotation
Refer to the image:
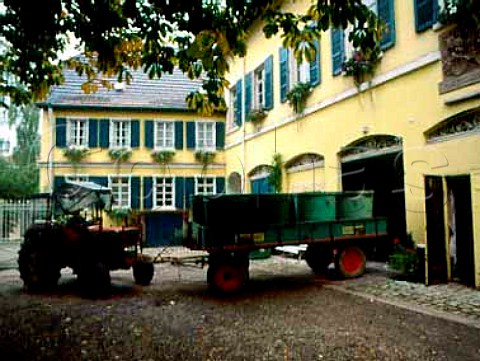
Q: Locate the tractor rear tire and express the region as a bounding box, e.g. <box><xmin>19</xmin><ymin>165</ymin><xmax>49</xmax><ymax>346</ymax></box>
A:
<box><xmin>18</xmin><ymin>236</ymin><xmax>60</xmax><ymax>292</ymax></box>
<box><xmin>304</xmin><ymin>244</ymin><xmax>333</xmax><ymax>275</ymax></box>
<box><xmin>133</xmin><ymin>260</ymin><xmax>154</xmax><ymax>286</ymax></box>
<box><xmin>335</xmin><ymin>246</ymin><xmax>366</xmax><ymax>279</ymax></box>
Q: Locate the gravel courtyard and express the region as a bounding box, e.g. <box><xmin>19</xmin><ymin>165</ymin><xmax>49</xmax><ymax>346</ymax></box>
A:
<box><xmin>1</xmin><ymin>256</ymin><xmax>480</xmax><ymax>361</ymax></box>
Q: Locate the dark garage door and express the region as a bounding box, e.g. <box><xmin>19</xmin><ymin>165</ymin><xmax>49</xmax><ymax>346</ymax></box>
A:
<box><xmin>145</xmin><ymin>212</ymin><xmax>183</xmax><ymax>247</ymax></box>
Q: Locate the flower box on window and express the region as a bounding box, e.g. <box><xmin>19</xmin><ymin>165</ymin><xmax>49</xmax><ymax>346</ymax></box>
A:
<box><xmin>63</xmin><ymin>145</ymin><xmax>89</xmax><ymax>163</ymax></box>
<box><xmin>151</xmin><ymin>150</ymin><xmax>175</xmax><ymax>164</ymax></box>
<box><xmin>195</xmin><ymin>150</ymin><xmax>216</xmax><ymax>169</ymax></box>
<box><xmin>342</xmin><ymin>50</ymin><xmax>381</xmax><ymax>87</ymax></box>
<box><xmin>286</xmin><ymin>82</ymin><xmax>312</xmax><ymax>114</ymax></box>
<box><xmin>246</xmin><ymin>108</ymin><xmax>268</xmax><ymax>123</ymax></box>
<box><xmin>108</xmin><ymin>147</ymin><xmax>132</xmax><ymax>162</ymax></box>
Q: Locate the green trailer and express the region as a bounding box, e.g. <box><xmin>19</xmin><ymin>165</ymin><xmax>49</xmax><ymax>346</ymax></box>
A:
<box><xmin>182</xmin><ymin>191</ymin><xmax>388</xmax><ymax>293</ymax></box>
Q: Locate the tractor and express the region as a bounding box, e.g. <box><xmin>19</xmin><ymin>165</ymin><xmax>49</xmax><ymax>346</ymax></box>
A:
<box><xmin>18</xmin><ymin>181</ymin><xmax>154</xmax><ymax>296</ymax></box>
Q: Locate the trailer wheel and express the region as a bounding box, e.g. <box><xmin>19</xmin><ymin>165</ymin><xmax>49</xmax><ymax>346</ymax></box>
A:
<box><xmin>133</xmin><ymin>260</ymin><xmax>154</xmax><ymax>286</ymax></box>
<box><xmin>335</xmin><ymin>246</ymin><xmax>366</xmax><ymax>278</ymax></box>
<box><xmin>304</xmin><ymin>244</ymin><xmax>333</xmax><ymax>274</ymax></box>
<box><xmin>207</xmin><ymin>262</ymin><xmax>247</xmax><ymax>294</ymax></box>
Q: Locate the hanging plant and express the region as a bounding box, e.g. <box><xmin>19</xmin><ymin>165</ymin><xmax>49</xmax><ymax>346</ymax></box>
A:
<box><xmin>286</xmin><ymin>82</ymin><xmax>312</xmax><ymax>114</ymax></box>
<box><xmin>268</xmin><ymin>152</ymin><xmax>283</xmax><ymax>193</ymax></box>
<box><xmin>195</xmin><ymin>150</ymin><xmax>216</xmax><ymax>171</ymax></box>
<box><xmin>246</xmin><ymin>108</ymin><xmax>268</xmax><ymax>123</ymax></box>
<box><xmin>63</xmin><ymin>145</ymin><xmax>89</xmax><ymax>164</ymax></box>
<box><xmin>108</xmin><ymin>147</ymin><xmax>132</xmax><ymax>162</ymax></box>
<box><xmin>342</xmin><ymin>50</ymin><xmax>382</xmax><ymax>87</ymax></box>
<box><xmin>151</xmin><ymin>150</ymin><xmax>175</xmax><ymax>164</ymax></box>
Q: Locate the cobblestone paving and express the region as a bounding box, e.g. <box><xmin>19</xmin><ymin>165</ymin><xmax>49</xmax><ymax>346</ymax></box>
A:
<box><xmin>337</xmin><ymin>274</ymin><xmax>480</xmax><ymax>322</ymax></box>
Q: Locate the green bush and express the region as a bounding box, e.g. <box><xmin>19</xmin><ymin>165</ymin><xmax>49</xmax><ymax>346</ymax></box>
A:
<box><xmin>388</xmin><ymin>245</ymin><xmax>419</xmax><ymax>276</ymax></box>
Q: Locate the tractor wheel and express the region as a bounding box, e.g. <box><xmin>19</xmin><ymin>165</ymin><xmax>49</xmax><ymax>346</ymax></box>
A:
<box><xmin>18</xmin><ymin>236</ymin><xmax>60</xmax><ymax>292</ymax></box>
<box><xmin>304</xmin><ymin>244</ymin><xmax>333</xmax><ymax>275</ymax></box>
<box><xmin>207</xmin><ymin>262</ymin><xmax>248</xmax><ymax>294</ymax></box>
<box><xmin>77</xmin><ymin>262</ymin><xmax>111</xmax><ymax>298</ymax></box>
<box><xmin>335</xmin><ymin>246</ymin><xmax>366</xmax><ymax>279</ymax></box>
<box><xmin>133</xmin><ymin>260</ymin><xmax>154</xmax><ymax>286</ymax></box>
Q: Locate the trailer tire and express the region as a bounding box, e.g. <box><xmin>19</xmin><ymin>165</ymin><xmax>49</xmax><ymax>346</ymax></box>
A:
<box><xmin>133</xmin><ymin>260</ymin><xmax>154</xmax><ymax>286</ymax></box>
<box><xmin>207</xmin><ymin>262</ymin><xmax>247</xmax><ymax>294</ymax></box>
<box><xmin>335</xmin><ymin>246</ymin><xmax>366</xmax><ymax>278</ymax></box>
<box><xmin>304</xmin><ymin>244</ymin><xmax>332</xmax><ymax>274</ymax></box>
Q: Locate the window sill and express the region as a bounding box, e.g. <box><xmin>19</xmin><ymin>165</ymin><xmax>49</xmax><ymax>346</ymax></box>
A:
<box><xmin>439</xmin><ymin>69</ymin><xmax>480</xmax><ymax>94</ymax></box>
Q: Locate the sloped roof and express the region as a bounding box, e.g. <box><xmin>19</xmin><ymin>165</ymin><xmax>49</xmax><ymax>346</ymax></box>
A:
<box><xmin>40</xmin><ymin>66</ymin><xmax>206</xmax><ymax>112</ymax></box>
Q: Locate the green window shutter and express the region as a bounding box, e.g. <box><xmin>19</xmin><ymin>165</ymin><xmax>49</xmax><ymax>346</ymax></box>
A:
<box><xmin>186</xmin><ymin>121</ymin><xmax>196</xmax><ymax>149</ymax></box>
<box><xmin>99</xmin><ymin>119</ymin><xmax>110</xmax><ymax>148</ymax></box>
<box><xmin>175</xmin><ymin>177</ymin><xmax>185</xmax><ymax>209</ymax></box>
<box><xmin>54</xmin><ymin>176</ymin><xmax>66</xmax><ymax>191</ymax></box>
<box><xmin>143</xmin><ymin>177</ymin><xmax>153</xmax><ymax>209</ymax></box>
<box><xmin>89</xmin><ymin>176</ymin><xmax>108</xmax><ymax>187</ymax></box>
<box><xmin>234</xmin><ymin>79</ymin><xmax>243</xmax><ymax>127</ymax></box>
<box><xmin>310</xmin><ymin>39</ymin><xmax>321</xmax><ymax>86</ymax></box>
<box><xmin>216</xmin><ymin>122</ymin><xmax>225</xmax><ymax>150</ymax></box>
<box><xmin>131</xmin><ymin>120</ymin><xmax>140</xmax><ymax>148</ymax></box>
<box><xmin>331</xmin><ymin>28</ymin><xmax>345</xmax><ymax>76</ymax></box>
<box><xmin>245</xmin><ymin>72</ymin><xmax>252</xmax><ymax>115</ymax></box>
<box><xmin>174</xmin><ymin>121</ymin><xmax>183</xmax><ymax>150</ymax></box>
<box><xmin>264</xmin><ymin>55</ymin><xmax>274</xmax><ymax>110</ymax></box>
<box><xmin>144</xmin><ymin>120</ymin><xmax>154</xmax><ymax>149</ymax></box>
<box><xmin>88</xmin><ymin>119</ymin><xmax>98</xmax><ymax>148</ymax></box>
<box><xmin>379</xmin><ymin>0</ymin><xmax>396</xmax><ymax>49</ymax></box>
<box><xmin>185</xmin><ymin>177</ymin><xmax>195</xmax><ymax>208</ymax></box>
<box><xmin>131</xmin><ymin>176</ymin><xmax>140</xmax><ymax>209</ymax></box>
<box><xmin>414</xmin><ymin>0</ymin><xmax>438</xmax><ymax>32</ymax></box>
<box><xmin>279</xmin><ymin>47</ymin><xmax>289</xmax><ymax>103</ymax></box>
<box><xmin>216</xmin><ymin>177</ymin><xmax>226</xmax><ymax>195</ymax></box>
<box><xmin>55</xmin><ymin>118</ymin><xmax>67</xmax><ymax>148</ymax></box>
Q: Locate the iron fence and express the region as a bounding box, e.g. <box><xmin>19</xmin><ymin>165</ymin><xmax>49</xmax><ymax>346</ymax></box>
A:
<box><xmin>0</xmin><ymin>198</ymin><xmax>48</xmax><ymax>242</ymax></box>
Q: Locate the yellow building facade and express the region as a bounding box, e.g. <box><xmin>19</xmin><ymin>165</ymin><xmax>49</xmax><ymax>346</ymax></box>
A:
<box><xmin>37</xmin><ymin>68</ymin><xmax>226</xmax><ymax>247</ymax></box>
<box><xmin>223</xmin><ymin>0</ymin><xmax>480</xmax><ymax>287</ymax></box>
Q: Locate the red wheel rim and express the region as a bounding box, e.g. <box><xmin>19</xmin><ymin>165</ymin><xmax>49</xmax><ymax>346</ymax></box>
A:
<box><xmin>213</xmin><ymin>265</ymin><xmax>243</xmax><ymax>293</ymax></box>
<box><xmin>340</xmin><ymin>248</ymin><xmax>364</xmax><ymax>275</ymax></box>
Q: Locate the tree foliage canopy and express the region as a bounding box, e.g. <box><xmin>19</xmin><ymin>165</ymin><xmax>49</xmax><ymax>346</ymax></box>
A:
<box><xmin>0</xmin><ymin>0</ymin><xmax>383</xmax><ymax>112</ymax></box>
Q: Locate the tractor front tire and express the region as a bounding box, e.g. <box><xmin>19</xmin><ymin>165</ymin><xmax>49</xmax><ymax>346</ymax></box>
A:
<box><xmin>133</xmin><ymin>260</ymin><xmax>154</xmax><ymax>286</ymax></box>
<box><xmin>18</xmin><ymin>237</ymin><xmax>60</xmax><ymax>292</ymax></box>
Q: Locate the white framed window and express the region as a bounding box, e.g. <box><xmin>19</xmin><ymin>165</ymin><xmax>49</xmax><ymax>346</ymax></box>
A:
<box><xmin>254</xmin><ymin>65</ymin><xmax>265</xmax><ymax>110</ymax></box>
<box><xmin>153</xmin><ymin>177</ymin><xmax>175</xmax><ymax>208</ymax></box>
<box><xmin>154</xmin><ymin>121</ymin><xmax>175</xmax><ymax>150</ymax></box>
<box><xmin>195</xmin><ymin>177</ymin><xmax>216</xmax><ymax>195</ymax></box>
<box><xmin>196</xmin><ymin>121</ymin><xmax>216</xmax><ymax>150</ymax></box>
<box><xmin>110</xmin><ymin>119</ymin><xmax>131</xmax><ymax>148</ymax></box>
<box><xmin>67</xmin><ymin>118</ymin><xmax>88</xmax><ymax>147</ymax></box>
<box><xmin>109</xmin><ymin>176</ymin><xmax>130</xmax><ymax>208</ymax></box>
<box><xmin>286</xmin><ymin>49</ymin><xmax>312</xmax><ymax>90</ymax></box>
<box><xmin>65</xmin><ymin>175</ymin><xmax>89</xmax><ymax>183</ymax></box>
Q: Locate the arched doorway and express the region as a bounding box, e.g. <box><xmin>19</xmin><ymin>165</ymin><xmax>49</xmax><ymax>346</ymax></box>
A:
<box><xmin>285</xmin><ymin>153</ymin><xmax>325</xmax><ymax>192</ymax></box>
<box><xmin>339</xmin><ymin>135</ymin><xmax>406</xmax><ymax>260</ymax></box>
<box><xmin>248</xmin><ymin>165</ymin><xmax>274</xmax><ymax>194</ymax></box>
<box><xmin>227</xmin><ymin>172</ymin><xmax>242</xmax><ymax>194</ymax></box>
